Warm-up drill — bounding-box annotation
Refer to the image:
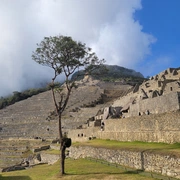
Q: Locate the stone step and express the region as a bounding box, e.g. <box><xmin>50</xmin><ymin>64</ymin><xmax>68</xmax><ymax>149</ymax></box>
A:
<box><xmin>0</xmin><ymin>151</ymin><xmax>23</xmax><ymax>156</ymax></box>
<box><xmin>0</xmin><ymin>157</ymin><xmax>23</xmax><ymax>168</ymax></box>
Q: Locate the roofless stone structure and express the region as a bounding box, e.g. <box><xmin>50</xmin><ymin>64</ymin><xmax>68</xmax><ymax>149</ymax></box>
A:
<box><xmin>67</xmin><ymin>67</ymin><xmax>180</xmax><ymax>144</ymax></box>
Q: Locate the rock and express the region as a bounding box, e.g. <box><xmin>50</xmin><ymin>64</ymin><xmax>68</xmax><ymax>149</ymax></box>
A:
<box><xmin>2</xmin><ymin>165</ymin><xmax>26</xmax><ymax>172</ymax></box>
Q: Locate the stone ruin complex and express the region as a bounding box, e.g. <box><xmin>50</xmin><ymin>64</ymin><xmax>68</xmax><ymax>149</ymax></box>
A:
<box><xmin>0</xmin><ymin>67</ymin><xmax>180</xmax><ymax>144</ymax></box>
<box><xmin>94</xmin><ymin>67</ymin><xmax>180</xmax><ymax>120</ymax></box>
<box><xmin>0</xmin><ymin>67</ymin><xmax>180</xmax><ymax>178</ymax></box>
<box><xmin>68</xmin><ymin>67</ymin><xmax>180</xmax><ymax>144</ymax></box>
<box><xmin>0</xmin><ymin>75</ymin><xmax>131</xmax><ymax>140</ymax></box>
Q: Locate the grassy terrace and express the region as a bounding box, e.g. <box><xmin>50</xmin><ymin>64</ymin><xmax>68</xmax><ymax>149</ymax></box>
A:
<box><xmin>1</xmin><ymin>158</ymin><xmax>158</xmax><ymax>180</ymax></box>
<box><xmin>1</xmin><ymin>139</ymin><xmax>180</xmax><ymax>180</ymax></box>
<box><xmin>73</xmin><ymin>139</ymin><xmax>180</xmax><ymax>156</ymax></box>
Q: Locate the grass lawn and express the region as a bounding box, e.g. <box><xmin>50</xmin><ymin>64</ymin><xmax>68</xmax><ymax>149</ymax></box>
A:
<box><xmin>74</xmin><ymin>139</ymin><xmax>180</xmax><ymax>156</ymax></box>
<box><xmin>0</xmin><ymin>158</ymin><xmax>158</xmax><ymax>180</ymax></box>
<box><xmin>1</xmin><ymin>139</ymin><xmax>179</xmax><ymax>180</ymax></box>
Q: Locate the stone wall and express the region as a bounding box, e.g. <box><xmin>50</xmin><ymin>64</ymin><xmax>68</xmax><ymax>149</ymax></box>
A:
<box><xmin>68</xmin><ymin>110</ymin><xmax>180</xmax><ymax>144</ymax></box>
<box><xmin>40</xmin><ymin>153</ymin><xmax>59</xmax><ymax>165</ymax></box>
<box><xmin>68</xmin><ymin>127</ymin><xmax>100</xmax><ymax>142</ymax></box>
<box><xmin>69</xmin><ymin>146</ymin><xmax>180</xmax><ymax>179</ymax></box>
<box><xmin>130</xmin><ymin>92</ymin><xmax>180</xmax><ymax>116</ymax></box>
<box><xmin>112</xmin><ymin>95</ymin><xmax>133</xmax><ymax>107</ymax></box>
<box><xmin>97</xmin><ymin>110</ymin><xmax>180</xmax><ymax>143</ymax></box>
<box><xmin>164</xmin><ymin>81</ymin><xmax>180</xmax><ymax>95</ymax></box>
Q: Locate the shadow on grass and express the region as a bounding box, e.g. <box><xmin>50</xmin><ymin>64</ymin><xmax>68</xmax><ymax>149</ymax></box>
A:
<box><xmin>0</xmin><ymin>174</ymin><xmax>32</xmax><ymax>180</ymax></box>
<box><xmin>123</xmin><ymin>169</ymin><xmax>144</xmax><ymax>174</ymax></box>
<box><xmin>65</xmin><ymin>172</ymin><xmax>121</xmax><ymax>175</ymax></box>
<box><xmin>65</xmin><ymin>170</ymin><xmax>143</xmax><ymax>176</ymax></box>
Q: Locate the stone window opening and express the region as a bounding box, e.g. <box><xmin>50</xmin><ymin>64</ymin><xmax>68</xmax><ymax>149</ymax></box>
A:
<box><xmin>170</xmin><ymin>87</ymin><xmax>173</xmax><ymax>91</ymax></box>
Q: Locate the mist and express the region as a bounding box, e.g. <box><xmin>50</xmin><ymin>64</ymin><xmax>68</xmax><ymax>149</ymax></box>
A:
<box><xmin>0</xmin><ymin>0</ymin><xmax>155</xmax><ymax>97</ymax></box>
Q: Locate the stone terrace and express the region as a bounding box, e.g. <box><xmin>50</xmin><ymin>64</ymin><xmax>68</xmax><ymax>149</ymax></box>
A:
<box><xmin>0</xmin><ymin>73</ymin><xmax>134</xmax><ymax>141</ymax></box>
<box><xmin>0</xmin><ymin>80</ymin><xmax>130</xmax><ymax>139</ymax></box>
<box><xmin>0</xmin><ymin>139</ymin><xmax>50</xmax><ymax>168</ymax></box>
<box><xmin>0</xmin><ymin>91</ymin><xmax>58</xmax><ymax>139</ymax></box>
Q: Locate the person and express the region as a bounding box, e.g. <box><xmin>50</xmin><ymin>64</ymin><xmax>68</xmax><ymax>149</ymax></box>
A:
<box><xmin>145</xmin><ymin>110</ymin><xmax>150</xmax><ymax>115</ymax></box>
<box><xmin>101</xmin><ymin>121</ymin><xmax>105</xmax><ymax>131</ymax></box>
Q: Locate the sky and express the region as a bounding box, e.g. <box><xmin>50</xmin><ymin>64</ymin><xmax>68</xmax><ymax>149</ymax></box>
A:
<box><xmin>0</xmin><ymin>0</ymin><xmax>180</xmax><ymax>97</ymax></box>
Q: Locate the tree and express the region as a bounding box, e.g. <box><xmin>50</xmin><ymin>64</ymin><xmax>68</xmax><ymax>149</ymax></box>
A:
<box><xmin>32</xmin><ymin>35</ymin><xmax>104</xmax><ymax>175</ymax></box>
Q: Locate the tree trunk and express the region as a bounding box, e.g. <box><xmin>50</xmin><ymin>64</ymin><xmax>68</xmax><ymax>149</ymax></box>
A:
<box><xmin>60</xmin><ymin>142</ymin><xmax>66</xmax><ymax>175</ymax></box>
<box><xmin>51</xmin><ymin>85</ymin><xmax>67</xmax><ymax>175</ymax></box>
<box><xmin>58</xmin><ymin>115</ymin><xmax>66</xmax><ymax>175</ymax></box>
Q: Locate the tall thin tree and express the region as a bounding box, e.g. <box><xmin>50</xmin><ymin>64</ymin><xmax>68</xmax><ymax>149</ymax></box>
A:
<box><xmin>32</xmin><ymin>35</ymin><xmax>103</xmax><ymax>175</ymax></box>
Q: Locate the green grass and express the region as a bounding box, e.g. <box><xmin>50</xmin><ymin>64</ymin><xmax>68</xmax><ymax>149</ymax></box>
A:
<box><xmin>21</xmin><ymin>150</ymin><xmax>33</xmax><ymax>158</ymax></box>
<box><xmin>43</xmin><ymin>149</ymin><xmax>60</xmax><ymax>155</ymax></box>
<box><xmin>1</xmin><ymin>139</ymin><xmax>180</xmax><ymax>179</ymax></box>
<box><xmin>74</xmin><ymin>139</ymin><xmax>180</xmax><ymax>156</ymax></box>
<box><xmin>0</xmin><ymin>158</ymin><xmax>158</xmax><ymax>180</ymax></box>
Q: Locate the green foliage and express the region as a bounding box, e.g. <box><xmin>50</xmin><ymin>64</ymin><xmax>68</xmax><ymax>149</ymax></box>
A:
<box><xmin>64</xmin><ymin>138</ymin><xmax>71</xmax><ymax>148</ymax></box>
<box><xmin>32</xmin><ymin>35</ymin><xmax>104</xmax><ymax>81</ymax></box>
<box><xmin>0</xmin><ymin>86</ymin><xmax>51</xmax><ymax>109</ymax></box>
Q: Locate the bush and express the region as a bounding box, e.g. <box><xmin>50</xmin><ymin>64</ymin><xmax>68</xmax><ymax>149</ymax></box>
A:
<box><xmin>64</xmin><ymin>138</ymin><xmax>72</xmax><ymax>148</ymax></box>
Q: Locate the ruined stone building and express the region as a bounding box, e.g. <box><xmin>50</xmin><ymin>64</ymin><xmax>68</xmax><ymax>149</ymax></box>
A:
<box><xmin>92</xmin><ymin>68</ymin><xmax>180</xmax><ymax>120</ymax></box>
<box><xmin>68</xmin><ymin>68</ymin><xmax>180</xmax><ymax>144</ymax></box>
<box><xmin>111</xmin><ymin>67</ymin><xmax>180</xmax><ymax>118</ymax></box>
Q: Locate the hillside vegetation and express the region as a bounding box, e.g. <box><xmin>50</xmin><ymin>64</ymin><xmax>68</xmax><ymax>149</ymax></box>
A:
<box><xmin>0</xmin><ymin>83</ymin><xmax>62</xmax><ymax>110</ymax></box>
<box><xmin>72</xmin><ymin>64</ymin><xmax>145</xmax><ymax>84</ymax></box>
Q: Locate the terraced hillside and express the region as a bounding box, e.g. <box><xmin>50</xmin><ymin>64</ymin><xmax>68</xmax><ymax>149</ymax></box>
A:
<box><xmin>0</xmin><ymin>139</ymin><xmax>50</xmax><ymax>168</ymax></box>
<box><xmin>0</xmin><ymin>78</ymin><xmax>132</xmax><ymax>169</ymax></box>
<box><xmin>0</xmin><ymin>91</ymin><xmax>57</xmax><ymax>139</ymax></box>
<box><xmin>0</xmin><ymin>79</ymin><xmax>132</xmax><ymax>140</ymax></box>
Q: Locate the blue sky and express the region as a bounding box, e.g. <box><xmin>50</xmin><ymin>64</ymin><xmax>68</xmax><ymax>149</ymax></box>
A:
<box><xmin>0</xmin><ymin>0</ymin><xmax>179</xmax><ymax>96</ymax></box>
<box><xmin>135</xmin><ymin>0</ymin><xmax>180</xmax><ymax>76</ymax></box>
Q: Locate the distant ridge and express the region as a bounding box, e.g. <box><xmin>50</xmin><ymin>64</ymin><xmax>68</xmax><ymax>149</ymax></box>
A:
<box><xmin>102</xmin><ymin>64</ymin><xmax>144</xmax><ymax>78</ymax></box>
<box><xmin>71</xmin><ymin>64</ymin><xmax>144</xmax><ymax>81</ymax></box>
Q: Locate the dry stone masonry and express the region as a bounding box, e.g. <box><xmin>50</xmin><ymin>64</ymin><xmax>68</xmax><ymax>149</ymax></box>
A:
<box><xmin>69</xmin><ymin>146</ymin><xmax>180</xmax><ymax>179</ymax></box>
<box><xmin>1</xmin><ymin>67</ymin><xmax>180</xmax><ymax>178</ymax></box>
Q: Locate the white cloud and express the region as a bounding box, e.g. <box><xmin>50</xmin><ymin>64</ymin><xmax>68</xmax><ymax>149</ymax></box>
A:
<box><xmin>0</xmin><ymin>0</ymin><xmax>156</xmax><ymax>97</ymax></box>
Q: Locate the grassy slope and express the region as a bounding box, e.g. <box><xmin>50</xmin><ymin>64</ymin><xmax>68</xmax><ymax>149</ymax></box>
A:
<box><xmin>0</xmin><ymin>158</ymin><xmax>157</xmax><ymax>180</ymax></box>
<box><xmin>1</xmin><ymin>139</ymin><xmax>180</xmax><ymax>180</ymax></box>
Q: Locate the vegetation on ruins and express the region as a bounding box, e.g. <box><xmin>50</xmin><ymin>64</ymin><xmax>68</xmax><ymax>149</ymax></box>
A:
<box><xmin>32</xmin><ymin>35</ymin><xmax>103</xmax><ymax>175</ymax></box>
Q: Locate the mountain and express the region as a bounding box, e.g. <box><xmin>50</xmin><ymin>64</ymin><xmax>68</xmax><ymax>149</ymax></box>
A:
<box><xmin>71</xmin><ymin>64</ymin><xmax>144</xmax><ymax>82</ymax></box>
